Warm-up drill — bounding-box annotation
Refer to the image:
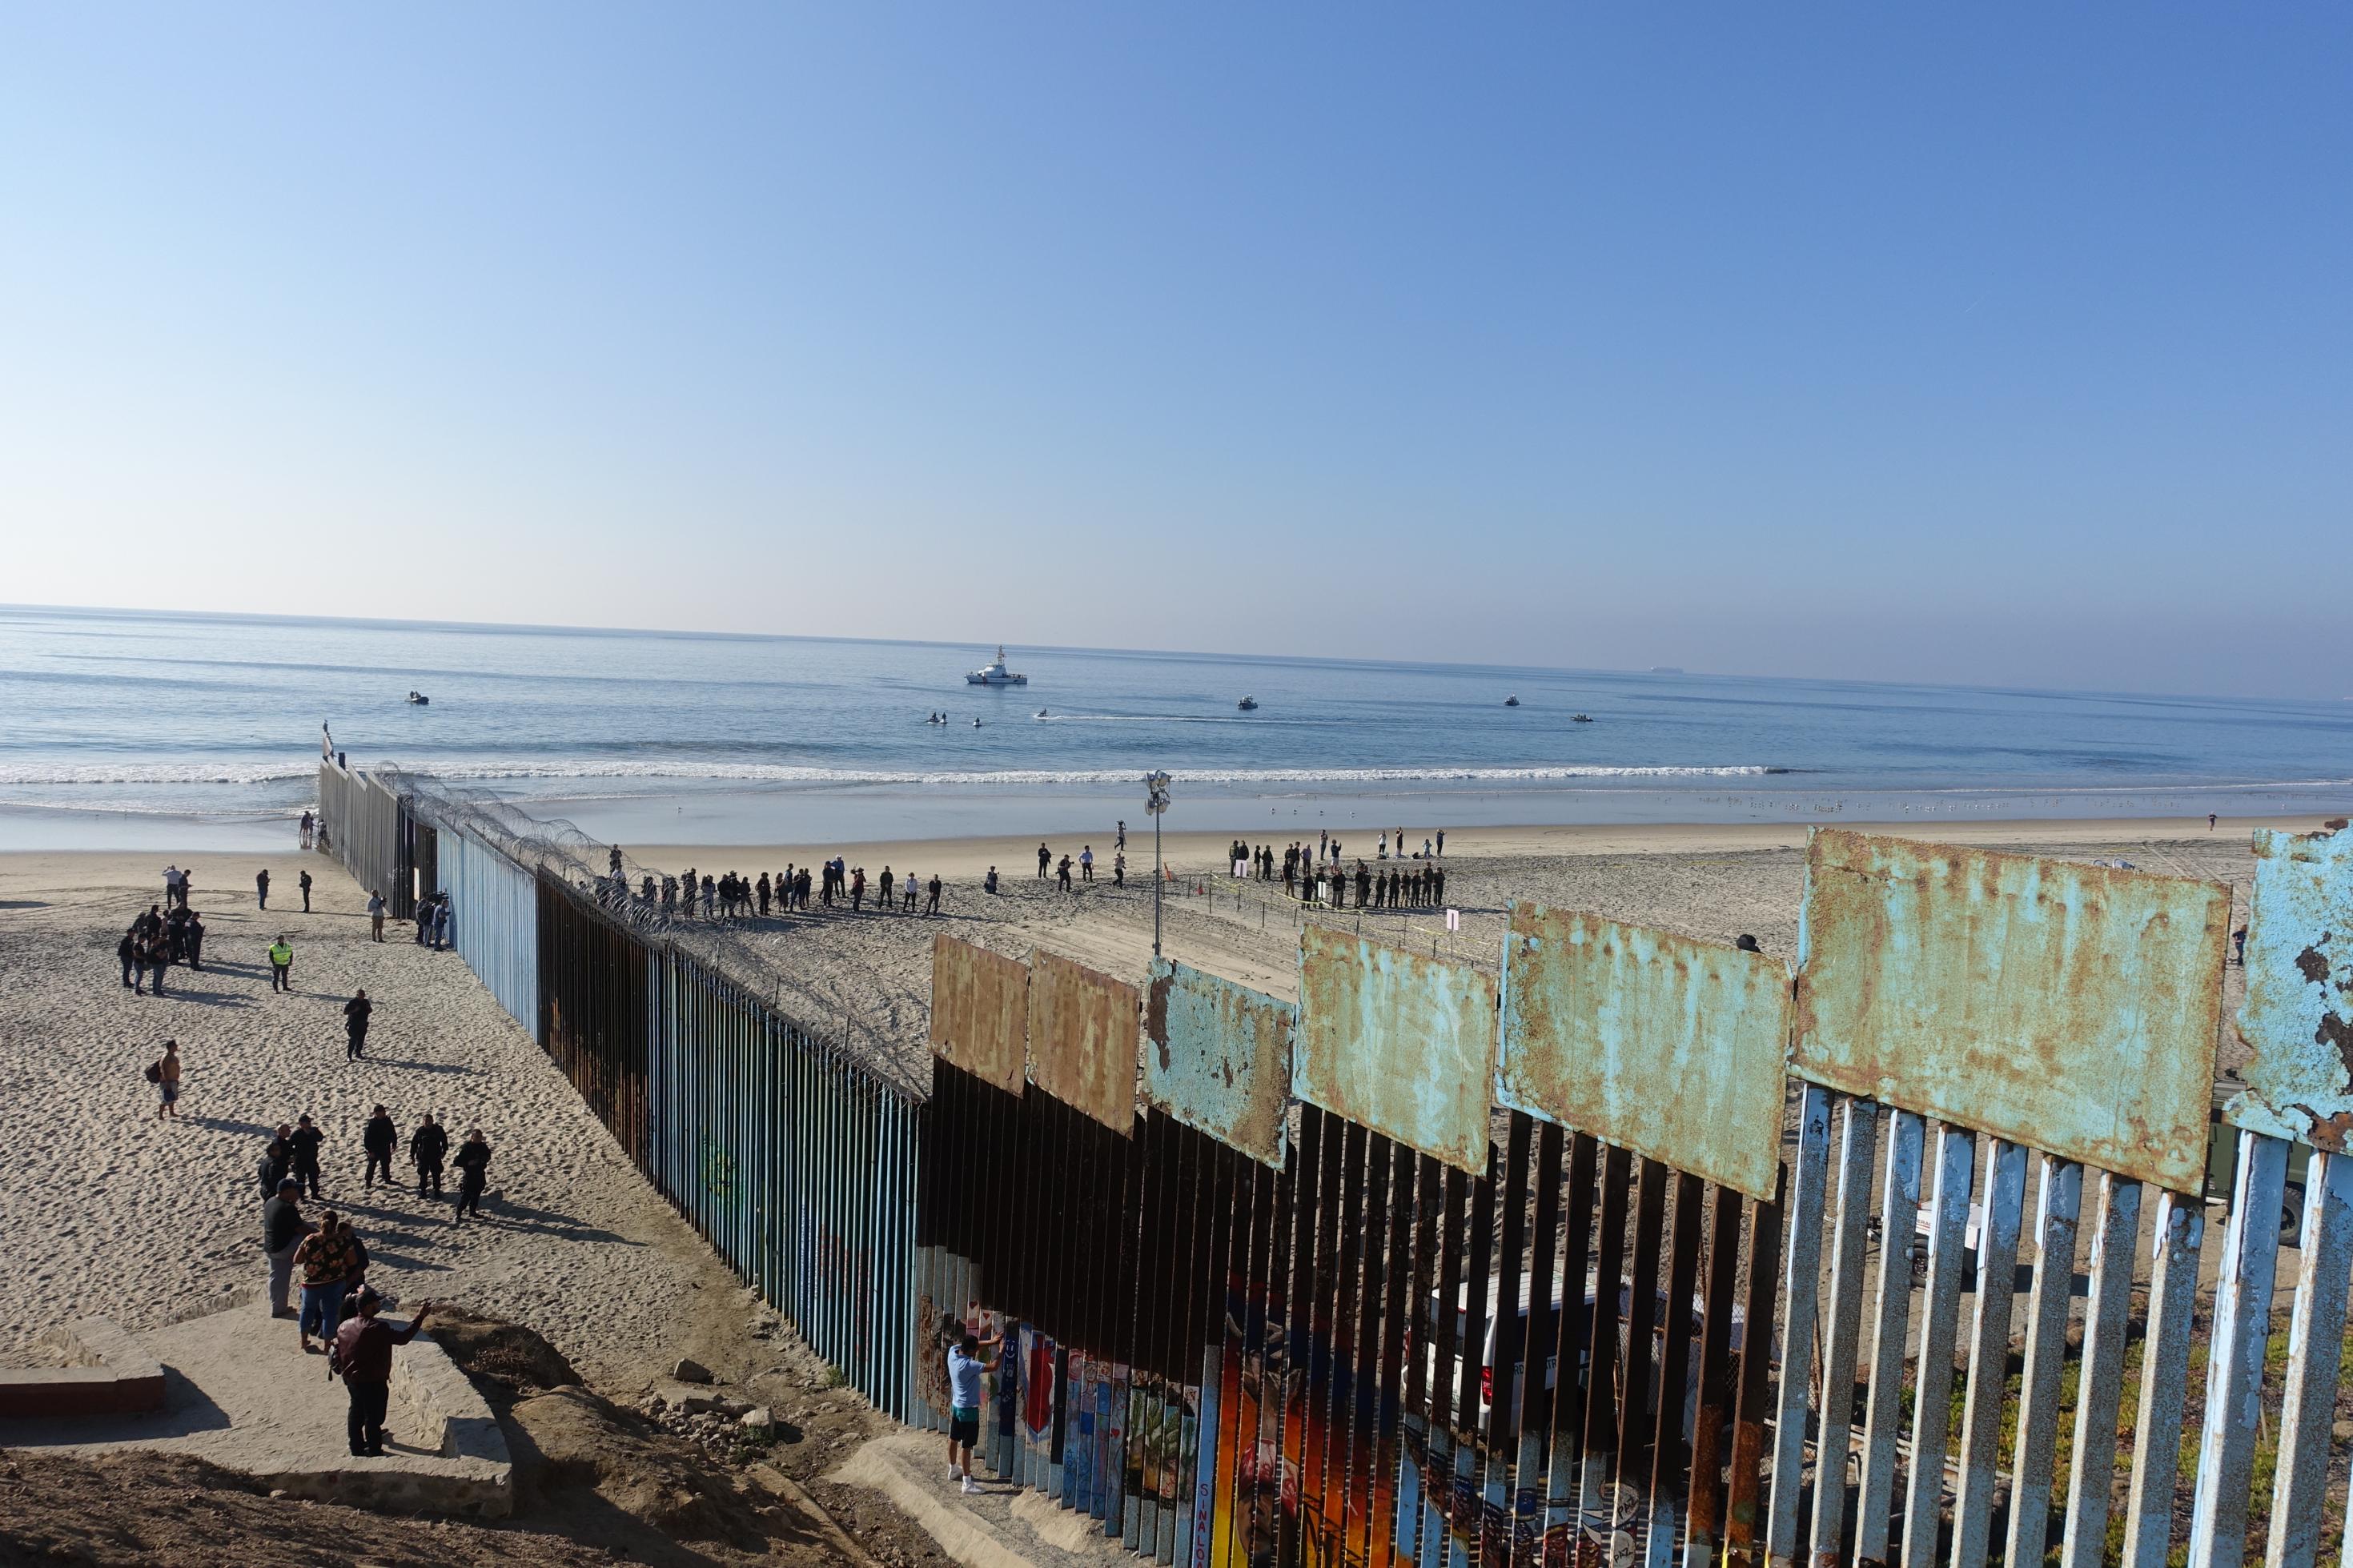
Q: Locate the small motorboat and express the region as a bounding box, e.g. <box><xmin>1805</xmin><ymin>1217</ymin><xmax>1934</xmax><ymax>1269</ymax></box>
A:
<box><xmin>1570</xmin><ymin>712</ymin><xmax>1594</xmax><ymax>724</ymax></box>
<box><xmin>406</xmin><ymin>691</ymin><xmax>430</xmax><ymax>705</ymax></box>
<box><xmin>1237</xmin><ymin>696</ymin><xmax>1259</xmax><ymax>711</ymax></box>
<box><xmin>1504</xmin><ymin>695</ymin><xmax>1520</xmax><ymax>707</ymax></box>
<box><xmin>1036</xmin><ymin>708</ymin><xmax>1050</xmax><ymax>719</ymax></box>
<box><xmin>973</xmin><ymin>718</ymin><xmax>983</xmax><ymax>728</ymax></box>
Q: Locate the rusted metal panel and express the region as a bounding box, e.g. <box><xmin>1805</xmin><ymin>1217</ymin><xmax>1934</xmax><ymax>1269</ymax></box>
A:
<box><xmin>1028</xmin><ymin>948</ymin><xmax>1140</xmax><ymax>1134</ymax></box>
<box><xmin>1294</xmin><ymin>926</ymin><xmax>1499</xmax><ymax>1175</ymax></box>
<box><xmin>2227</xmin><ymin>828</ymin><xmax>2353</xmax><ymax>1150</ymax></box>
<box><xmin>1793</xmin><ymin>829</ymin><xmax>2230</xmax><ymax>1193</ymax></box>
<box><xmin>1497</xmin><ymin>904</ymin><xmax>1789</xmax><ymax>1202</ymax></box>
<box><xmin>930</xmin><ymin>934</ymin><xmax>1030</xmax><ymax>1095</ymax></box>
<box><xmin>1143</xmin><ymin>958</ymin><xmax>1294</xmax><ymax>1169</ymax></box>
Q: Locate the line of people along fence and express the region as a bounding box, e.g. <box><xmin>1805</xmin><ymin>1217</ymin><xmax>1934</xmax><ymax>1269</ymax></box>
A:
<box><xmin>323</xmin><ymin>753</ymin><xmax>2353</xmax><ymax>1568</ymax></box>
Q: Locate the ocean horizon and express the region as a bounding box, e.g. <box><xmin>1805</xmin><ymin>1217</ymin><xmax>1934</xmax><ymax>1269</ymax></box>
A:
<box><xmin>4</xmin><ymin>603</ymin><xmax>2349</xmax><ymax>850</ymax></box>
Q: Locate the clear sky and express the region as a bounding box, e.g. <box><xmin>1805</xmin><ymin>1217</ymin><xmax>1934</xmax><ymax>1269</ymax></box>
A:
<box><xmin>3</xmin><ymin>6</ymin><xmax>2347</xmax><ymax>697</ymax></box>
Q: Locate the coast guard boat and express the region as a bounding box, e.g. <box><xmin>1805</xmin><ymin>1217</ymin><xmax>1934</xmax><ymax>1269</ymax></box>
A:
<box><xmin>966</xmin><ymin>647</ymin><xmax>1028</xmax><ymax>686</ymax></box>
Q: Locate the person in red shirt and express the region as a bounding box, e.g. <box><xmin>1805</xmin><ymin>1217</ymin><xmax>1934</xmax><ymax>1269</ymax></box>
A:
<box><xmin>331</xmin><ymin>1289</ymin><xmax>433</xmax><ymax>1457</ymax></box>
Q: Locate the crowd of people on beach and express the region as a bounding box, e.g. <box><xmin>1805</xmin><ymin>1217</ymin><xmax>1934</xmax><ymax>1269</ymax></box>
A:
<box><xmin>603</xmin><ymin>850</ymin><xmax>954</xmax><ymax>921</ymax></box>
<box><xmin>1223</xmin><ymin>827</ymin><xmax>1450</xmax><ymax>910</ymax></box>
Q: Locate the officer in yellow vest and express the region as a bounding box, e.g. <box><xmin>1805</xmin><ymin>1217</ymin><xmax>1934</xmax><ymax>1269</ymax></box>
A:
<box><xmin>268</xmin><ymin>936</ymin><xmax>294</xmax><ymax>993</ymax></box>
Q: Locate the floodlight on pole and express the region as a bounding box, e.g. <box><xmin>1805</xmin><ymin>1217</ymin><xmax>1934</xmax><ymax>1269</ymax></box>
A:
<box><xmin>1143</xmin><ymin>772</ymin><xmax>1172</xmax><ymax>956</ymax></box>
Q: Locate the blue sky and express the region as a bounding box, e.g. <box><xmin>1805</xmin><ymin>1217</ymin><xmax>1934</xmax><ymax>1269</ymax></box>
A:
<box><xmin>2</xmin><ymin>6</ymin><xmax>2347</xmax><ymax>696</ymax></box>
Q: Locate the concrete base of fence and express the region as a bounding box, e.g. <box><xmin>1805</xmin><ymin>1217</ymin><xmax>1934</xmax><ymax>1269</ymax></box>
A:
<box><xmin>833</xmin><ymin>1431</ymin><xmax>1114</xmax><ymax>1567</ymax></box>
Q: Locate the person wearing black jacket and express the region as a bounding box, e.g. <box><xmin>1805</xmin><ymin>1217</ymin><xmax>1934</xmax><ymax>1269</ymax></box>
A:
<box><xmin>361</xmin><ymin>1106</ymin><xmax>397</xmax><ymax>1189</ymax></box>
<box><xmin>451</xmin><ymin>1129</ymin><xmax>492</xmax><ymax>1223</ymax></box>
<box><xmin>118</xmin><ymin>928</ymin><xmax>138</xmax><ymax>989</ymax></box>
<box><xmin>343</xmin><ymin>989</ymin><xmax>372</xmax><ymax>1061</ymax></box>
<box><xmin>288</xmin><ymin>1113</ymin><xmax>324</xmax><ymax>1199</ymax></box>
<box><xmin>410</xmin><ymin>1113</ymin><xmax>448</xmax><ymax>1197</ymax></box>
<box><xmin>257</xmin><ymin>1126</ymin><xmax>295</xmax><ymax>1197</ymax></box>
<box><xmin>262</xmin><ymin>1179</ymin><xmax>312</xmax><ymax>1318</ymax></box>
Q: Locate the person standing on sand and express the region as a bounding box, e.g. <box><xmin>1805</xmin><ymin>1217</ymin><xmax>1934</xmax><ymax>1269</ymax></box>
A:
<box><xmin>293</xmin><ymin>1212</ymin><xmax>355</xmax><ymax>1353</ymax></box>
<box><xmin>268</xmin><ymin>935</ymin><xmax>294</xmax><ymax>992</ymax></box>
<box><xmin>143</xmin><ymin>930</ymin><xmax>170</xmax><ymax>997</ymax></box>
<box><xmin>263</xmin><ymin>1178</ymin><xmax>311</xmax><ymax>1317</ymax></box>
<box><xmin>878</xmin><ymin>867</ymin><xmax>894</xmax><ymax>910</ymax></box>
<box><xmin>2209</xmin><ymin>812</ymin><xmax>2218</xmax><ymax>831</ymax></box>
<box><xmin>290</xmin><ymin>1113</ymin><xmax>325</xmax><ymax>1199</ymax></box>
<box><xmin>366</xmin><ymin>889</ymin><xmax>385</xmax><ymax>941</ymax></box>
<box><xmin>362</xmin><ymin>1105</ymin><xmax>396</xmax><ymax>1189</ymax></box>
<box><xmin>985</xmin><ymin>866</ymin><xmax>999</xmax><ymax>895</ymax></box>
<box><xmin>927</xmin><ymin>874</ymin><xmax>942</xmax><ymax>914</ymax></box>
<box><xmin>333</xmin><ymin>1289</ymin><xmax>433</xmax><ymax>1457</ymax></box>
<box><xmin>256</xmin><ymin>868</ymin><xmax>270</xmax><ymax>909</ymax></box>
<box><xmin>118</xmin><ymin>926</ymin><xmax>139</xmax><ymax>990</ymax></box>
<box><xmin>1112</xmin><ymin>853</ymin><xmax>1125</xmax><ymax>888</ymax></box>
<box><xmin>185</xmin><ymin>911</ymin><xmax>206</xmax><ymax>970</ymax></box>
<box><xmin>411</xmin><ymin>1113</ymin><xmax>448</xmax><ymax>1197</ymax></box>
<box><xmin>259</xmin><ymin>1125</ymin><xmax>295</xmax><ymax>1197</ymax></box>
<box><xmin>149</xmin><ymin>1039</ymin><xmax>182</xmax><ymax>1121</ymax></box>
<box><xmin>945</xmin><ymin>1328</ymin><xmax>1002</xmax><ymax>1494</ymax></box>
<box><xmin>298</xmin><ymin>868</ymin><xmax>313</xmax><ymax>912</ymax></box>
<box><xmin>851</xmin><ymin>867</ymin><xmax>866</xmax><ymax>912</ymax></box>
<box><xmin>1037</xmin><ymin>843</ymin><xmax>1050</xmax><ymax>879</ymax></box>
<box><xmin>1057</xmin><ymin>855</ymin><xmax>1073</xmax><ymax>892</ymax></box>
<box><xmin>1080</xmin><ymin>846</ymin><xmax>1094</xmax><ymax>882</ymax></box>
<box><xmin>452</xmin><ymin>1129</ymin><xmax>492</xmax><ymax>1222</ymax></box>
<box><xmin>757</xmin><ymin>872</ymin><xmax>771</xmax><ymax>917</ymax></box>
<box><xmin>345</xmin><ymin>989</ymin><xmax>373</xmax><ymax>1060</ymax></box>
<box><xmin>300</xmin><ymin>810</ymin><xmax>315</xmax><ymax>849</ymax></box>
<box><xmin>903</xmin><ymin>875</ymin><xmax>917</xmax><ymax>912</ymax></box>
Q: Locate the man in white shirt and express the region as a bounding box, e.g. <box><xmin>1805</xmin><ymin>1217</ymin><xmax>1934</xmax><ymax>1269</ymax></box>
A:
<box><xmin>944</xmin><ymin>1327</ymin><xmax>1001</xmax><ymax>1494</ymax></box>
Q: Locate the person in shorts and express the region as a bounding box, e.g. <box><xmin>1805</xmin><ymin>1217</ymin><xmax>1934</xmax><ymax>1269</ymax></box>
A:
<box><xmin>944</xmin><ymin>1326</ymin><xmax>1001</xmax><ymax>1493</ymax></box>
<box><xmin>151</xmin><ymin>1039</ymin><xmax>182</xmax><ymax>1121</ymax></box>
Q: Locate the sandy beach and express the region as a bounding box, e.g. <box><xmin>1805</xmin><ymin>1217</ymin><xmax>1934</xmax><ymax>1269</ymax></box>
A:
<box><xmin>1</xmin><ymin>810</ymin><xmax>2300</xmax><ymax>1385</ymax></box>
<box><xmin>0</xmin><ymin>848</ymin><xmax>774</xmax><ymax>1392</ymax></box>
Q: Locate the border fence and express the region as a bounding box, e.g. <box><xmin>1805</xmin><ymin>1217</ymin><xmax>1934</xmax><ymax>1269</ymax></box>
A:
<box><xmin>314</xmin><ymin>758</ymin><xmax>2353</xmax><ymax>1568</ymax></box>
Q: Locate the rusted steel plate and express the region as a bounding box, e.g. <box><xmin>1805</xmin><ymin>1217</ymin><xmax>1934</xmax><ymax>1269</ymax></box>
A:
<box><xmin>1496</xmin><ymin>903</ymin><xmax>1789</xmax><ymax>1201</ymax></box>
<box><xmin>1027</xmin><ymin>948</ymin><xmax>1139</xmax><ymax>1134</ymax></box>
<box><xmin>1293</xmin><ymin>926</ymin><xmax>1498</xmax><ymax>1175</ymax></box>
<box><xmin>2226</xmin><ymin>828</ymin><xmax>2353</xmax><ymax>1150</ymax></box>
<box><xmin>1793</xmin><ymin>829</ymin><xmax>2229</xmax><ymax>1193</ymax></box>
<box><xmin>1143</xmin><ymin>958</ymin><xmax>1293</xmax><ymax>1168</ymax></box>
<box><xmin>930</xmin><ymin>934</ymin><xmax>1030</xmax><ymax>1094</ymax></box>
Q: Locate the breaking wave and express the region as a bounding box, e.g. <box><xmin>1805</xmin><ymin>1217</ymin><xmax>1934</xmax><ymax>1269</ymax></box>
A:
<box><xmin>0</xmin><ymin>759</ymin><xmax>1789</xmax><ymax>788</ymax></box>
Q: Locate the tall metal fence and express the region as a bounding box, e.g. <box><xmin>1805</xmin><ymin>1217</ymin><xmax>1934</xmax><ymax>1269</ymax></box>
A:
<box><xmin>436</xmin><ymin>826</ymin><xmax>537</xmax><ymax>1036</ymax></box>
<box><xmin>315</xmin><ymin>759</ymin><xmax>416</xmax><ymax>918</ymax></box>
<box><xmin>915</xmin><ymin>828</ymin><xmax>2353</xmax><ymax>1568</ymax></box>
<box><xmin>314</xmin><ymin>755</ymin><xmax>2353</xmax><ymax>1568</ymax></box>
<box><xmin>338</xmin><ymin>765</ymin><xmax>922</xmax><ymax>1422</ymax></box>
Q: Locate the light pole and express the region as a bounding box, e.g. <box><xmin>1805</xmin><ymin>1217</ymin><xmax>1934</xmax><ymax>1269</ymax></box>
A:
<box><xmin>1144</xmin><ymin>771</ymin><xmax>1172</xmax><ymax>957</ymax></box>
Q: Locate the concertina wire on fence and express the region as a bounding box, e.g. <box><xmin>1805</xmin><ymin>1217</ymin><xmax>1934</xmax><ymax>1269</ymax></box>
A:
<box><xmin>318</xmin><ymin>761</ymin><xmax>2353</xmax><ymax>1568</ymax></box>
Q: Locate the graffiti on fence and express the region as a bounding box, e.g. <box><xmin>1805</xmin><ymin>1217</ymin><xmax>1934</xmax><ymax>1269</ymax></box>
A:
<box><xmin>2228</xmin><ymin>827</ymin><xmax>2353</xmax><ymax>1148</ymax></box>
<box><xmin>932</xmin><ymin>934</ymin><xmax>1030</xmax><ymax>1094</ymax></box>
<box><xmin>1146</xmin><ymin>958</ymin><xmax>1294</xmax><ymax>1169</ymax></box>
<box><xmin>1029</xmin><ymin>949</ymin><xmax>1140</xmax><ymax>1133</ymax></box>
<box><xmin>1295</xmin><ymin>928</ymin><xmax>1496</xmax><ymax>1174</ymax></box>
<box><xmin>1497</xmin><ymin>902</ymin><xmax>1789</xmax><ymax>1201</ymax></box>
<box><xmin>1793</xmin><ymin>828</ymin><xmax>2229</xmax><ymax>1190</ymax></box>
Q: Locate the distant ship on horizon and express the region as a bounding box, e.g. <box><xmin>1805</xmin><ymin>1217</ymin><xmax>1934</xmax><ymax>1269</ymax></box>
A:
<box><xmin>1648</xmin><ymin>666</ymin><xmax>1684</xmax><ymax>674</ymax></box>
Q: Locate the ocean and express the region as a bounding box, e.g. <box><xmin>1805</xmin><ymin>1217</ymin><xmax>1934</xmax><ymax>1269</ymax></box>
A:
<box><xmin>3</xmin><ymin>604</ymin><xmax>2349</xmax><ymax>851</ymax></box>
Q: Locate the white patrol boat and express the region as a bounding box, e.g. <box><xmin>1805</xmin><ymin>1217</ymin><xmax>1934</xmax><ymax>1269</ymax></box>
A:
<box><xmin>966</xmin><ymin>647</ymin><xmax>1029</xmax><ymax>686</ymax></box>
